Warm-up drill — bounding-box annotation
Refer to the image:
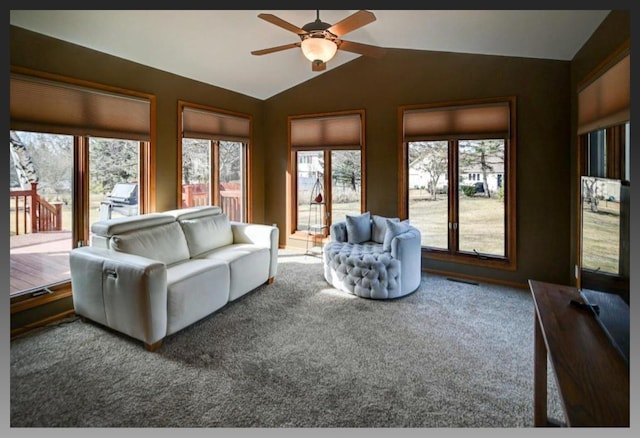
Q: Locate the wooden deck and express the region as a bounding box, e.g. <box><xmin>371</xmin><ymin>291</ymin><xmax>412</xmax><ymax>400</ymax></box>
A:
<box><xmin>10</xmin><ymin>231</ymin><xmax>73</xmax><ymax>295</ymax></box>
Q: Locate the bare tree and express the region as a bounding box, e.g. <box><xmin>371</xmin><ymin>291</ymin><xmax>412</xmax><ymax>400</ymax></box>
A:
<box><xmin>219</xmin><ymin>141</ymin><xmax>242</xmax><ymax>183</ymax></box>
<box><xmin>89</xmin><ymin>138</ymin><xmax>138</xmax><ymax>194</ymax></box>
<box><xmin>182</xmin><ymin>139</ymin><xmax>210</xmax><ymax>184</ymax></box>
<box><xmin>409</xmin><ymin>141</ymin><xmax>448</xmax><ymax>200</ymax></box>
<box><xmin>10</xmin><ymin>131</ymin><xmax>73</xmax><ymax>201</ymax></box>
<box><xmin>331</xmin><ymin>150</ymin><xmax>361</xmax><ymax>192</ymax></box>
<box><xmin>583</xmin><ymin>177</ymin><xmax>600</xmax><ymax>212</ymax></box>
<box><xmin>459</xmin><ymin>140</ymin><xmax>504</xmax><ymax>198</ymax></box>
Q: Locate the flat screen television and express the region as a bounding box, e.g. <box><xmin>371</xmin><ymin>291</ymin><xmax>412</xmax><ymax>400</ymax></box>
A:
<box><xmin>579</xmin><ymin>176</ymin><xmax>630</xmax><ymax>364</ymax></box>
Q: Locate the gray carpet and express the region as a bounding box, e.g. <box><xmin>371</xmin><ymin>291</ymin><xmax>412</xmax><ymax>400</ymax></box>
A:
<box><xmin>10</xmin><ymin>250</ymin><xmax>562</xmax><ymax>427</ymax></box>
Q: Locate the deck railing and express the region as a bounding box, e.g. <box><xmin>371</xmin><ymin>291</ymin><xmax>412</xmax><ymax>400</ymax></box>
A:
<box><xmin>182</xmin><ymin>183</ymin><xmax>242</xmax><ymax>222</ymax></box>
<box><xmin>10</xmin><ymin>182</ymin><xmax>63</xmax><ymax>235</ymax></box>
<box><xmin>220</xmin><ymin>190</ymin><xmax>241</xmax><ymax>222</ymax></box>
<box><xmin>182</xmin><ymin>183</ymin><xmax>209</xmax><ymax>207</ymax></box>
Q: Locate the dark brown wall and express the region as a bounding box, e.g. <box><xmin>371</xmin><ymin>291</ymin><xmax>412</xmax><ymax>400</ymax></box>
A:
<box><xmin>264</xmin><ymin>48</ymin><xmax>572</xmax><ymax>286</ymax></box>
<box><xmin>9</xmin><ymin>25</ymin><xmax>267</xmax><ymax>222</ymax></box>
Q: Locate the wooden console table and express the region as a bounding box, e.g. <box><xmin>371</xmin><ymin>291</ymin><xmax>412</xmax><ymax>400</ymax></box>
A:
<box><xmin>528</xmin><ymin>280</ymin><xmax>629</xmax><ymax>427</ymax></box>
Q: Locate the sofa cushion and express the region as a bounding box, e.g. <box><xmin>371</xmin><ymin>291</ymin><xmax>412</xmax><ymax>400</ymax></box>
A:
<box><xmin>383</xmin><ymin>219</ymin><xmax>412</xmax><ymax>252</ymax></box>
<box><xmin>165</xmin><ymin>258</ymin><xmax>230</xmax><ymax>335</ymax></box>
<box><xmin>110</xmin><ymin>221</ymin><xmax>190</xmax><ymax>266</ymax></box>
<box><xmin>198</xmin><ymin>244</ymin><xmax>270</xmax><ymax>301</ymax></box>
<box><xmin>371</xmin><ymin>215</ymin><xmax>400</xmax><ymax>244</ymax></box>
<box><xmin>179</xmin><ymin>213</ymin><xmax>234</xmax><ymax>257</ymax></box>
<box><xmin>346</xmin><ymin>211</ymin><xmax>371</xmax><ymax>244</ymax></box>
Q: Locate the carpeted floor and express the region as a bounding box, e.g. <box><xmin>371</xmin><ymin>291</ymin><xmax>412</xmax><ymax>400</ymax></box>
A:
<box><xmin>10</xmin><ymin>250</ymin><xmax>562</xmax><ymax>427</ymax></box>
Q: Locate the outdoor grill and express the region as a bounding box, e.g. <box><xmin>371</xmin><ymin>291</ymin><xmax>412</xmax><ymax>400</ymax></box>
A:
<box><xmin>99</xmin><ymin>182</ymin><xmax>139</xmax><ymax>219</ymax></box>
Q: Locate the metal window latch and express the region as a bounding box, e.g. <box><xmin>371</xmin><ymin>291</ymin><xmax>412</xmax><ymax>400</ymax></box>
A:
<box><xmin>31</xmin><ymin>287</ymin><xmax>54</xmax><ymax>297</ymax></box>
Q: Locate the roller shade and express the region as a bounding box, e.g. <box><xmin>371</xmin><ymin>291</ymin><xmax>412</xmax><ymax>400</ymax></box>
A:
<box><xmin>403</xmin><ymin>102</ymin><xmax>510</xmax><ymax>142</ymax></box>
<box><xmin>182</xmin><ymin>106</ymin><xmax>250</xmax><ymax>142</ymax></box>
<box><xmin>10</xmin><ymin>73</ymin><xmax>151</xmax><ymax>141</ymax></box>
<box><xmin>578</xmin><ymin>54</ymin><xmax>630</xmax><ymax>135</ymax></box>
<box><xmin>291</xmin><ymin>113</ymin><xmax>362</xmax><ymax>148</ymax></box>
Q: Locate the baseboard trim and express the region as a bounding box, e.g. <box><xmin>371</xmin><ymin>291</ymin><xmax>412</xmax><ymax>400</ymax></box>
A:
<box><xmin>424</xmin><ymin>268</ymin><xmax>528</xmax><ymax>290</ymax></box>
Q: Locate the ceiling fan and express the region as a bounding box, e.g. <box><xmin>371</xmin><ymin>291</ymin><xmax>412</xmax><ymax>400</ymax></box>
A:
<box><xmin>251</xmin><ymin>10</ymin><xmax>386</xmax><ymax>71</ymax></box>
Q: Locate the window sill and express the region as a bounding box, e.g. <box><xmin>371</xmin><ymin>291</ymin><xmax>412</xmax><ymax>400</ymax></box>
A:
<box><xmin>10</xmin><ymin>282</ymin><xmax>73</xmax><ymax>315</ymax></box>
<box><xmin>423</xmin><ymin>249</ymin><xmax>516</xmax><ymax>271</ymax></box>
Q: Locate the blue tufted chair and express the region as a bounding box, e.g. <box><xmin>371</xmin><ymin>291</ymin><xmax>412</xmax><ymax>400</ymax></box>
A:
<box><xmin>322</xmin><ymin>212</ymin><xmax>422</xmax><ymax>299</ymax></box>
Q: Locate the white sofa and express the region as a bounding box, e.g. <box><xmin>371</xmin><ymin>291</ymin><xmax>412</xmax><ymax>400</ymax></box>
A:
<box><xmin>69</xmin><ymin>206</ymin><xmax>278</xmax><ymax>351</ymax></box>
<box><xmin>323</xmin><ymin>212</ymin><xmax>422</xmax><ymax>299</ymax></box>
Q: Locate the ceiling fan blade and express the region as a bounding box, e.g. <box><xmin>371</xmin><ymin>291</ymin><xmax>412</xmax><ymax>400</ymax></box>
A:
<box><xmin>251</xmin><ymin>42</ymin><xmax>300</xmax><ymax>56</ymax></box>
<box><xmin>327</xmin><ymin>10</ymin><xmax>376</xmax><ymax>37</ymax></box>
<box><xmin>337</xmin><ymin>40</ymin><xmax>386</xmax><ymax>58</ymax></box>
<box><xmin>312</xmin><ymin>62</ymin><xmax>326</xmax><ymax>72</ymax></box>
<box><xmin>258</xmin><ymin>13</ymin><xmax>306</xmax><ymax>35</ymax></box>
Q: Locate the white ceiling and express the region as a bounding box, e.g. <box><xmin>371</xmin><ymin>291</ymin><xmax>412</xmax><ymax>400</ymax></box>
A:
<box><xmin>10</xmin><ymin>9</ymin><xmax>610</xmax><ymax>100</ymax></box>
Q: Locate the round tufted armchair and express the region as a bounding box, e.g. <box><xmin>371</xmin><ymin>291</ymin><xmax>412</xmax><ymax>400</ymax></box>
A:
<box><xmin>322</xmin><ymin>213</ymin><xmax>422</xmax><ymax>299</ymax></box>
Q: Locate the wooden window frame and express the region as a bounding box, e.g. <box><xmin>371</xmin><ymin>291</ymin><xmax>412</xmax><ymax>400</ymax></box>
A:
<box><xmin>9</xmin><ymin>66</ymin><xmax>155</xmax><ymax>305</ymax></box>
<box><xmin>575</xmin><ymin>40</ymin><xmax>630</xmax><ymax>301</ymax></box>
<box><xmin>177</xmin><ymin>100</ymin><xmax>252</xmax><ymax>222</ymax></box>
<box><xmin>399</xmin><ymin>96</ymin><xmax>517</xmax><ymax>270</ymax></box>
<box><xmin>287</xmin><ymin>110</ymin><xmax>366</xmax><ymax>241</ymax></box>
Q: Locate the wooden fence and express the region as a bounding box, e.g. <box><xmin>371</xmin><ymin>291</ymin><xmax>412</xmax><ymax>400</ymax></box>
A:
<box><xmin>182</xmin><ymin>183</ymin><xmax>242</xmax><ymax>221</ymax></box>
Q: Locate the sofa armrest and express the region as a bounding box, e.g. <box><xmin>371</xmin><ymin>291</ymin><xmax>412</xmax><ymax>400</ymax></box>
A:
<box><xmin>69</xmin><ymin>246</ymin><xmax>168</xmax><ymax>346</ymax></box>
<box><xmin>230</xmin><ymin>222</ymin><xmax>279</xmax><ymax>279</ymax></box>
<box><xmin>390</xmin><ymin>227</ymin><xmax>422</xmax><ymax>294</ymax></box>
<box><xmin>330</xmin><ymin>221</ymin><xmax>348</xmax><ymax>243</ymax></box>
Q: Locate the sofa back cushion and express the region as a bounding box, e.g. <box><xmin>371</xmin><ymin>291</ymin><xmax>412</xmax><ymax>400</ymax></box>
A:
<box><xmin>179</xmin><ymin>213</ymin><xmax>234</xmax><ymax>257</ymax></box>
<box><xmin>110</xmin><ymin>221</ymin><xmax>190</xmax><ymax>265</ymax></box>
<box><xmin>91</xmin><ymin>213</ymin><xmax>175</xmax><ymax>239</ymax></box>
<box><xmin>163</xmin><ymin>205</ymin><xmax>222</xmax><ymax>221</ymax></box>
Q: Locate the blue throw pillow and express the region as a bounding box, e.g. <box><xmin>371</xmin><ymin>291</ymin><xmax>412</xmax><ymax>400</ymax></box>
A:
<box><xmin>346</xmin><ymin>212</ymin><xmax>371</xmax><ymax>244</ymax></box>
<box><xmin>371</xmin><ymin>215</ymin><xmax>400</xmax><ymax>244</ymax></box>
<box><xmin>383</xmin><ymin>219</ymin><xmax>411</xmax><ymax>252</ymax></box>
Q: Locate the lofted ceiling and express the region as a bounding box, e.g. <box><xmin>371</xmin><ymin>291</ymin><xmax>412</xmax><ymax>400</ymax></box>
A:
<box><xmin>10</xmin><ymin>9</ymin><xmax>610</xmax><ymax>100</ymax></box>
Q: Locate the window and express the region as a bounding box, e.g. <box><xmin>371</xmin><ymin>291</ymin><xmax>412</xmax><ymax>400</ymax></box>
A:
<box><xmin>9</xmin><ymin>68</ymin><xmax>153</xmax><ymax>298</ymax></box>
<box><xmin>400</xmin><ymin>97</ymin><xmax>516</xmax><ymax>269</ymax></box>
<box><xmin>577</xmin><ymin>44</ymin><xmax>630</xmax><ymax>300</ymax></box>
<box><xmin>178</xmin><ymin>102</ymin><xmax>250</xmax><ymax>222</ymax></box>
<box><xmin>288</xmin><ymin>111</ymin><xmax>365</xmax><ymax>238</ymax></box>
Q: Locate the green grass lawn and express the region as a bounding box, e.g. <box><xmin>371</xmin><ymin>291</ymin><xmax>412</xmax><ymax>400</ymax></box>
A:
<box><xmin>581</xmin><ymin>202</ymin><xmax>621</xmax><ymax>274</ymax></box>
<box><xmin>297</xmin><ymin>191</ymin><xmax>506</xmax><ymax>256</ymax></box>
<box><xmin>410</xmin><ymin>194</ymin><xmax>505</xmax><ymax>255</ymax></box>
<box><xmin>11</xmin><ymin>190</ymin><xmax>621</xmax><ymax>274</ymax></box>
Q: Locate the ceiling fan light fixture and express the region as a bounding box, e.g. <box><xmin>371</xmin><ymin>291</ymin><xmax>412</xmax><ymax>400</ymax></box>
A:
<box><xmin>301</xmin><ymin>37</ymin><xmax>337</xmax><ymax>64</ymax></box>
